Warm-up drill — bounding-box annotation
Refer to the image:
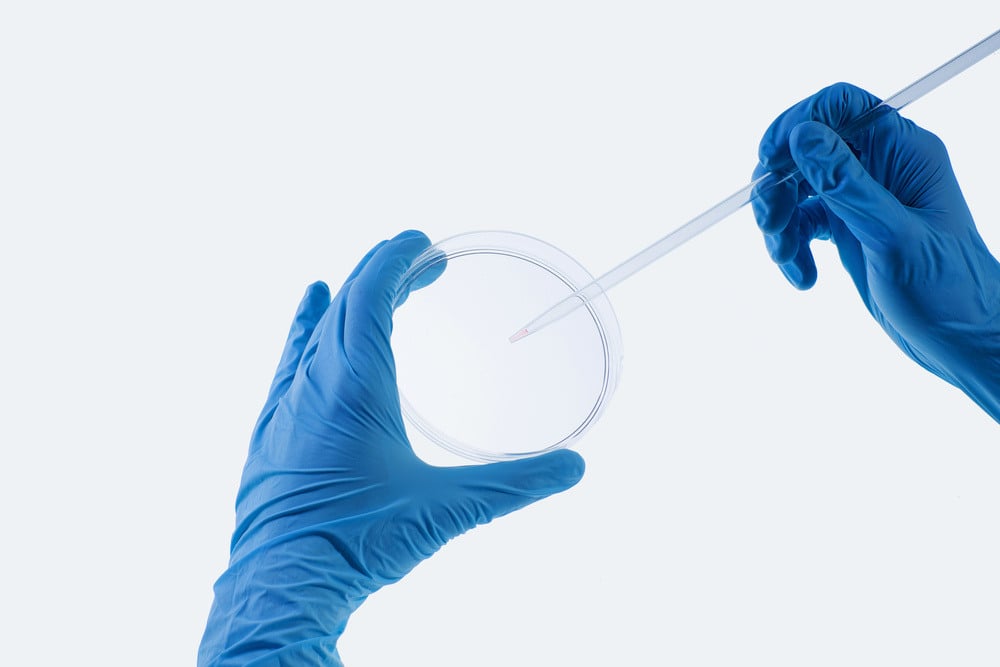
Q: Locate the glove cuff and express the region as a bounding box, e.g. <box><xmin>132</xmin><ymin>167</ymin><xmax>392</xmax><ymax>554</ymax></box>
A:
<box><xmin>198</xmin><ymin>536</ymin><xmax>369</xmax><ymax>666</ymax></box>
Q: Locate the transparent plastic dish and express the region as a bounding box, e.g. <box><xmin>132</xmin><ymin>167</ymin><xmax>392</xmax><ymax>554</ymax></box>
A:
<box><xmin>391</xmin><ymin>231</ymin><xmax>624</xmax><ymax>464</ymax></box>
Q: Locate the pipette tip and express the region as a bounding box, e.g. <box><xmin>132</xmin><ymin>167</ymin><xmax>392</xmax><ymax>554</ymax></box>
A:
<box><xmin>508</xmin><ymin>328</ymin><xmax>530</xmax><ymax>344</ymax></box>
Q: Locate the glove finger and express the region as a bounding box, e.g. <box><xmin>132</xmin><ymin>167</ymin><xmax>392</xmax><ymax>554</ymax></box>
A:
<box><xmin>393</xmin><ymin>246</ymin><xmax>447</xmax><ymax>311</ymax></box>
<box><xmin>342</xmin><ymin>230</ymin><xmax>433</xmax><ymax>375</ymax></box>
<box><xmin>764</xmin><ymin>198</ymin><xmax>832</xmax><ymax>290</ymax></box>
<box><xmin>758</xmin><ymin>82</ymin><xmax>882</xmax><ymax>174</ymax></box>
<box><xmin>764</xmin><ymin>226</ymin><xmax>799</xmax><ymax>264</ymax></box>
<box><xmin>257</xmin><ymin>281</ymin><xmax>331</xmax><ymax>426</ymax></box>
<box><xmin>345</xmin><ymin>240</ymin><xmax>389</xmax><ymax>284</ymax></box>
<box><xmin>790</xmin><ymin>120</ymin><xmax>908</xmax><ymax>257</ymax></box>
<box><xmin>778</xmin><ymin>239</ymin><xmax>818</xmax><ymax>290</ymax></box>
<box><xmin>750</xmin><ymin>165</ymin><xmax>799</xmax><ymax>235</ymax></box>
<box><xmin>433</xmin><ymin>449</ymin><xmax>586</xmax><ymax>537</ymax></box>
<box><xmin>283</xmin><ymin>236</ymin><xmax>413</xmax><ymax>426</ymax></box>
<box><xmin>293</xmin><ymin>238</ymin><xmax>389</xmax><ymax>371</ymax></box>
<box><xmin>302</xmin><ymin>231</ymin><xmax>428</xmax><ymax>371</ymax></box>
<box><xmin>284</xmin><ymin>235</ymin><xmax>388</xmax><ymax>377</ymax></box>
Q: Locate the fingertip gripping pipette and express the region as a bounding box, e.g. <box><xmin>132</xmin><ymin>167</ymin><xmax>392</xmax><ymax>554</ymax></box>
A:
<box><xmin>510</xmin><ymin>27</ymin><xmax>1000</xmax><ymax>344</ymax></box>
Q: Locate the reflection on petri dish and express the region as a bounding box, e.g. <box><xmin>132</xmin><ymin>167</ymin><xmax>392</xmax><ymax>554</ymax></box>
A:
<box><xmin>392</xmin><ymin>231</ymin><xmax>623</xmax><ymax>464</ymax></box>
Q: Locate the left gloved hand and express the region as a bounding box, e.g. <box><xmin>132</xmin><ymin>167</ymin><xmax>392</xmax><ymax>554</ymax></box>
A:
<box><xmin>198</xmin><ymin>230</ymin><xmax>586</xmax><ymax>667</ymax></box>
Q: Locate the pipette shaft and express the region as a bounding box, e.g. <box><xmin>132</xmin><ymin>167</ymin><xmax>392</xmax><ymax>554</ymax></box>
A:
<box><xmin>510</xmin><ymin>27</ymin><xmax>1000</xmax><ymax>344</ymax></box>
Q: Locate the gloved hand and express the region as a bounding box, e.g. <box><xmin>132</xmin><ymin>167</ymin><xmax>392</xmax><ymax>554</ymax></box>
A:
<box><xmin>751</xmin><ymin>82</ymin><xmax>1000</xmax><ymax>421</ymax></box>
<box><xmin>198</xmin><ymin>230</ymin><xmax>586</xmax><ymax>666</ymax></box>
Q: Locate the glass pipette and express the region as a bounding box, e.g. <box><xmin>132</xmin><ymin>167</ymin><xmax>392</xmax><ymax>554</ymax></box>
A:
<box><xmin>510</xmin><ymin>27</ymin><xmax>1000</xmax><ymax>344</ymax></box>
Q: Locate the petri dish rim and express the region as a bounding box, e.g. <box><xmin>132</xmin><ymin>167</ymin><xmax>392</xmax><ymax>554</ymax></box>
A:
<box><xmin>394</xmin><ymin>230</ymin><xmax>624</xmax><ymax>463</ymax></box>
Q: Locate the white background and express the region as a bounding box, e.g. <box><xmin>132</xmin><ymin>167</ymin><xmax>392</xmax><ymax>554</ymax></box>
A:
<box><xmin>3</xmin><ymin>3</ymin><xmax>1000</xmax><ymax>665</ymax></box>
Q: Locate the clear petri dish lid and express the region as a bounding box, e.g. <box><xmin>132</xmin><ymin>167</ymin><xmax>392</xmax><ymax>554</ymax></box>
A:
<box><xmin>392</xmin><ymin>230</ymin><xmax>623</xmax><ymax>464</ymax></box>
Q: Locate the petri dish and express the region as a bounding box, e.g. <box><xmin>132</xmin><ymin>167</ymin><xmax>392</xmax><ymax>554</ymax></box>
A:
<box><xmin>392</xmin><ymin>230</ymin><xmax>623</xmax><ymax>464</ymax></box>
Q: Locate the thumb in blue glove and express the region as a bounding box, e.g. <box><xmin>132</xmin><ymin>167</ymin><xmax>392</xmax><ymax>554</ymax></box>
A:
<box><xmin>198</xmin><ymin>230</ymin><xmax>585</xmax><ymax>667</ymax></box>
<box><xmin>751</xmin><ymin>82</ymin><xmax>1000</xmax><ymax>421</ymax></box>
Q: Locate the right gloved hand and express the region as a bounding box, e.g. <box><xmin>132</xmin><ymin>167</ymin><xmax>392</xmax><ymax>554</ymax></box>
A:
<box><xmin>750</xmin><ymin>82</ymin><xmax>1000</xmax><ymax>421</ymax></box>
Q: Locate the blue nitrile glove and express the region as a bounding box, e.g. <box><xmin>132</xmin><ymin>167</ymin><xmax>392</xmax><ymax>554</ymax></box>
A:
<box><xmin>198</xmin><ymin>230</ymin><xmax>586</xmax><ymax>667</ymax></box>
<box><xmin>751</xmin><ymin>82</ymin><xmax>1000</xmax><ymax>421</ymax></box>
